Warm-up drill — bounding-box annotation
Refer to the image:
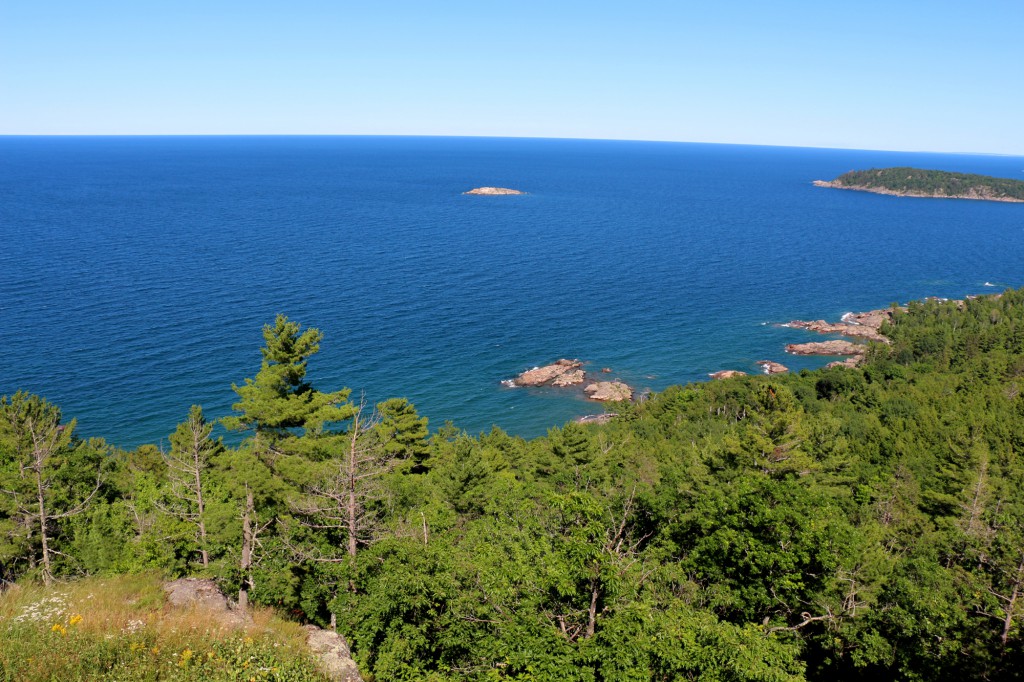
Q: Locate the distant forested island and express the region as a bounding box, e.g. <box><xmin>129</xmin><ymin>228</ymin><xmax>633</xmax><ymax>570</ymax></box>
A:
<box><xmin>814</xmin><ymin>167</ymin><xmax>1024</xmax><ymax>202</ymax></box>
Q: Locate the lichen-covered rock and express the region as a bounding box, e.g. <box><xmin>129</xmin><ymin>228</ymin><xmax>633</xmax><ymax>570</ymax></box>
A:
<box><xmin>304</xmin><ymin>626</ymin><xmax>363</xmax><ymax>682</ymax></box>
<box><xmin>584</xmin><ymin>381</ymin><xmax>632</xmax><ymax>402</ymax></box>
<box><xmin>162</xmin><ymin>578</ymin><xmax>249</xmax><ymax>627</ymax></box>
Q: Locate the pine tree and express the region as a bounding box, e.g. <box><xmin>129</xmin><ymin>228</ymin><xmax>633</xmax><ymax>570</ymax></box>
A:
<box><xmin>223</xmin><ymin>315</ymin><xmax>354</xmax><ymax>442</ymax></box>
<box><xmin>0</xmin><ymin>392</ymin><xmax>106</xmax><ymax>585</ymax></box>
<box><xmin>159</xmin><ymin>405</ymin><xmax>222</xmax><ymax>568</ymax></box>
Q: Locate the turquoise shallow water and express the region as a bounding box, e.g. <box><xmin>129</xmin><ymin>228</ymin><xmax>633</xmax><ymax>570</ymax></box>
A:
<box><xmin>1</xmin><ymin>136</ymin><xmax>1022</xmax><ymax>448</ymax></box>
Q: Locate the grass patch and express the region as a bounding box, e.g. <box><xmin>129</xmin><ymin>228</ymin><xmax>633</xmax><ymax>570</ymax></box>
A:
<box><xmin>0</xmin><ymin>572</ymin><xmax>329</xmax><ymax>681</ymax></box>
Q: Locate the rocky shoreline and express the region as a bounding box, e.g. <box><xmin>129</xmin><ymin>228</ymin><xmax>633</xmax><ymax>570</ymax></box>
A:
<box><xmin>509</xmin><ymin>296</ymin><xmax>1000</xmax><ymax>424</ymax></box>
<box><xmin>504</xmin><ymin>307</ymin><xmax>896</xmax><ymax>423</ymax></box>
<box><xmin>813</xmin><ymin>180</ymin><xmax>1024</xmax><ymax>203</ymax></box>
<box><xmin>710</xmin><ymin>306</ymin><xmax>897</xmax><ymax>379</ymax></box>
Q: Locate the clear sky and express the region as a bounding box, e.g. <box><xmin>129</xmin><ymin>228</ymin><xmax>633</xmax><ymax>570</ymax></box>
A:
<box><xmin>2</xmin><ymin>0</ymin><xmax>1021</xmax><ymax>154</ymax></box>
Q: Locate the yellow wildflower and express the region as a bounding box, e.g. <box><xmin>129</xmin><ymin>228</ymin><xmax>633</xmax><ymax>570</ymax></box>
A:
<box><xmin>68</xmin><ymin>613</ymin><xmax>83</xmax><ymax>626</ymax></box>
<box><xmin>151</xmin><ymin>646</ymin><xmax>160</xmax><ymax>655</ymax></box>
<box><xmin>51</xmin><ymin>623</ymin><xmax>67</xmax><ymax>636</ymax></box>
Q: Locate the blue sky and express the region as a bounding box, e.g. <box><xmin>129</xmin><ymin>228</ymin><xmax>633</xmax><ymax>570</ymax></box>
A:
<box><xmin>1</xmin><ymin>1</ymin><xmax>1021</xmax><ymax>154</ymax></box>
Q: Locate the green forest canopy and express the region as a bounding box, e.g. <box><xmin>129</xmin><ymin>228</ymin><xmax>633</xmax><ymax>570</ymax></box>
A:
<box><xmin>830</xmin><ymin>167</ymin><xmax>1024</xmax><ymax>200</ymax></box>
<box><xmin>5</xmin><ymin>294</ymin><xmax>1024</xmax><ymax>680</ymax></box>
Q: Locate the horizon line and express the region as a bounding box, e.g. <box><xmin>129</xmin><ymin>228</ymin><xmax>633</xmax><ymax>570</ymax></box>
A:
<box><xmin>1</xmin><ymin>133</ymin><xmax>1021</xmax><ymax>158</ymax></box>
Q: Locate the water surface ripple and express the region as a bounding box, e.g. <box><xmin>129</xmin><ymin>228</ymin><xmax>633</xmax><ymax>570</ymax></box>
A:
<box><xmin>1</xmin><ymin>136</ymin><xmax>1022</xmax><ymax>447</ymax></box>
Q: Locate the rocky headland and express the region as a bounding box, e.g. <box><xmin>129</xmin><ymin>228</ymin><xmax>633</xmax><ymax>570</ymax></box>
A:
<box><xmin>707</xmin><ymin>306</ymin><xmax>896</xmax><ymax>378</ymax></box>
<box><xmin>777</xmin><ymin>306</ymin><xmax>902</xmax><ymax>366</ymax></box>
<box><xmin>813</xmin><ymin>179</ymin><xmax>1024</xmax><ymax>203</ymax></box>
<box><xmin>464</xmin><ymin>187</ymin><xmax>525</xmax><ymax>195</ymax></box>
<box><xmin>784</xmin><ymin>319</ymin><xmax>890</xmax><ymax>343</ymax></box>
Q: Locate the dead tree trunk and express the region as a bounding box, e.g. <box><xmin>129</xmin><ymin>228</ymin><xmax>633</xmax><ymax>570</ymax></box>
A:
<box><xmin>239</xmin><ymin>486</ymin><xmax>255</xmax><ymax>612</ymax></box>
<box><xmin>193</xmin><ymin>429</ymin><xmax>209</xmax><ymax>568</ymax></box>
<box><xmin>34</xmin><ymin>464</ymin><xmax>52</xmax><ymax>587</ymax></box>
<box><xmin>1001</xmin><ymin>552</ymin><xmax>1024</xmax><ymax>646</ymax></box>
<box><xmin>347</xmin><ymin>413</ymin><xmax>360</xmax><ymax>559</ymax></box>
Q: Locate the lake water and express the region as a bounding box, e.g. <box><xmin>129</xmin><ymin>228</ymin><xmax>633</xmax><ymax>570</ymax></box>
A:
<box><xmin>2</xmin><ymin>136</ymin><xmax>1022</xmax><ymax>448</ymax></box>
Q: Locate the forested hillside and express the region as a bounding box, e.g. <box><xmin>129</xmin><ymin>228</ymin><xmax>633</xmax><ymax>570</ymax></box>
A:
<box><xmin>5</xmin><ymin>292</ymin><xmax>1024</xmax><ymax>680</ymax></box>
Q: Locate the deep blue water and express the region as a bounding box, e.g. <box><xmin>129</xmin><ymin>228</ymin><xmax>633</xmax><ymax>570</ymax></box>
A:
<box><xmin>2</xmin><ymin>136</ymin><xmax>1023</xmax><ymax>449</ymax></box>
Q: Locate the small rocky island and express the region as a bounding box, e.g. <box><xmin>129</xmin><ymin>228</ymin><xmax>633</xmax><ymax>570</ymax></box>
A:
<box><xmin>464</xmin><ymin>187</ymin><xmax>525</xmax><ymax>195</ymax></box>
<box><xmin>814</xmin><ymin>167</ymin><xmax>1024</xmax><ymax>203</ymax></box>
<box><xmin>505</xmin><ymin>359</ymin><xmax>633</xmax><ymax>402</ymax></box>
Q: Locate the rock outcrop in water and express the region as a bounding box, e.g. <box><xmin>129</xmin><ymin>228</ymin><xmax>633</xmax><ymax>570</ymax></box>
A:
<box><xmin>507</xmin><ymin>360</ymin><xmax>635</xmax><ymax>405</ymax></box>
<box><xmin>584</xmin><ymin>381</ymin><xmax>633</xmax><ymax>402</ymax></box>
<box><xmin>552</xmin><ymin>369</ymin><xmax>586</xmax><ymax>386</ymax></box>
<box><xmin>464</xmin><ymin>187</ymin><xmax>525</xmax><ymax>195</ymax></box>
<box><xmin>757</xmin><ymin>360</ymin><xmax>789</xmax><ymax>374</ymax></box>
<box><xmin>512</xmin><ymin>359</ymin><xmax>584</xmax><ymax>387</ymax></box>
<box><xmin>709</xmin><ymin>370</ymin><xmax>747</xmax><ymax>380</ymax></box>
